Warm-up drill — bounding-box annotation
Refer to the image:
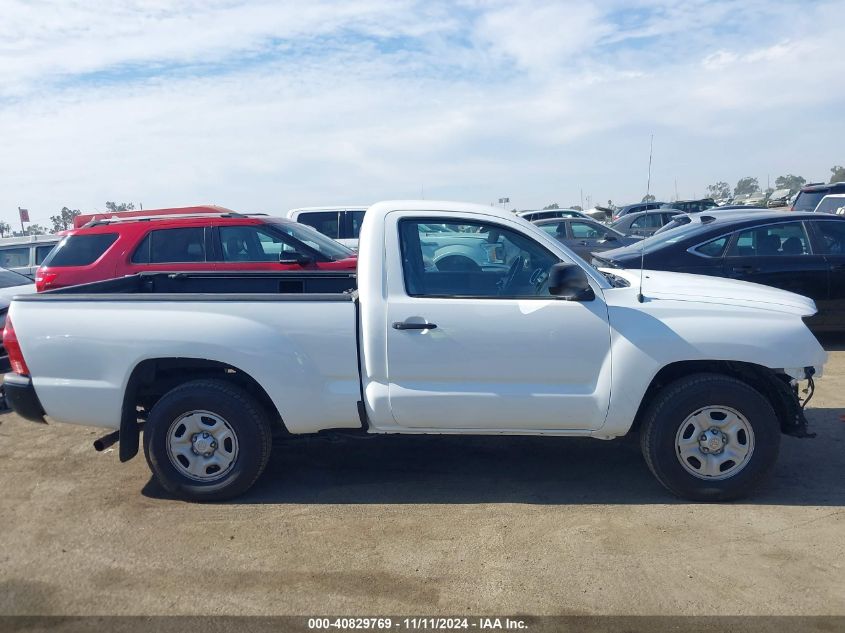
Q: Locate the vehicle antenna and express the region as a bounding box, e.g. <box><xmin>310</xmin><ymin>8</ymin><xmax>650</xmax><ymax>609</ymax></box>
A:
<box><xmin>638</xmin><ymin>134</ymin><xmax>653</xmax><ymax>303</ymax></box>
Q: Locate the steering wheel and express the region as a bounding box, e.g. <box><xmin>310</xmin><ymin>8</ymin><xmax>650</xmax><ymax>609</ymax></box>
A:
<box><xmin>498</xmin><ymin>255</ymin><xmax>524</xmax><ymax>295</ymax></box>
<box><xmin>529</xmin><ymin>266</ymin><xmax>549</xmax><ymax>291</ymax></box>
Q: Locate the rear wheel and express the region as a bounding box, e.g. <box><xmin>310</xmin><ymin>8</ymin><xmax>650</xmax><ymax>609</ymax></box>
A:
<box><xmin>143</xmin><ymin>379</ymin><xmax>272</xmax><ymax>501</ymax></box>
<box><xmin>640</xmin><ymin>373</ymin><xmax>780</xmax><ymax>501</ymax></box>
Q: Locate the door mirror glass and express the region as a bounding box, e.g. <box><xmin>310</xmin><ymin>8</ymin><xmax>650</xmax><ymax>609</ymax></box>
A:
<box><xmin>548</xmin><ymin>263</ymin><xmax>595</xmax><ymax>301</ymax></box>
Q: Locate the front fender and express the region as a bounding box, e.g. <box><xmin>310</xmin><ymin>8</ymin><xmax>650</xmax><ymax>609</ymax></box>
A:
<box><xmin>597</xmin><ymin>298</ymin><xmax>826</xmax><ymax>438</ymax></box>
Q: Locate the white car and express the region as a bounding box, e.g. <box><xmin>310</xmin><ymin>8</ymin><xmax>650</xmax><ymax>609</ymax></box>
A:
<box><xmin>813</xmin><ymin>194</ymin><xmax>845</xmax><ymax>216</ymax></box>
<box><xmin>4</xmin><ymin>201</ymin><xmax>826</xmax><ymax>502</ymax></box>
<box><xmin>286</xmin><ymin>206</ymin><xmax>370</xmax><ymax>250</ymax></box>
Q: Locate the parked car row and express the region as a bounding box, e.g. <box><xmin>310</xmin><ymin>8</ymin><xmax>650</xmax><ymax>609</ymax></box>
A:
<box><xmin>591</xmin><ymin>210</ymin><xmax>845</xmax><ymax>331</ymax></box>
<box><xmin>533</xmin><ymin>218</ymin><xmax>642</xmax><ymax>260</ymax></box>
<box><xmin>35</xmin><ymin>207</ymin><xmax>358</xmax><ymax>291</ymax></box>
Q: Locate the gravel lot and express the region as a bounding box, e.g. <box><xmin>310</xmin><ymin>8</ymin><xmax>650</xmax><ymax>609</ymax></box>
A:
<box><xmin>1</xmin><ymin>337</ymin><xmax>843</xmax><ymax>617</ymax></box>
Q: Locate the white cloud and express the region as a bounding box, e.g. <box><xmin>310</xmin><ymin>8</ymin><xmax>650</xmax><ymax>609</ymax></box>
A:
<box><xmin>1</xmin><ymin>0</ymin><xmax>844</xmax><ymax>226</ymax></box>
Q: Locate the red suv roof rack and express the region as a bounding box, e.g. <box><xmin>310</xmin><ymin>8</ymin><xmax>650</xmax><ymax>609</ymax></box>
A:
<box><xmin>81</xmin><ymin>211</ymin><xmax>269</xmax><ymax>228</ymax></box>
<box><xmin>73</xmin><ymin>205</ymin><xmax>246</xmax><ymax>229</ymax></box>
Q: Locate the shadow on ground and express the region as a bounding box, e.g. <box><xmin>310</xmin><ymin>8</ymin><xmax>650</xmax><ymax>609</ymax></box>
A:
<box><xmin>143</xmin><ymin>406</ymin><xmax>845</xmax><ymax>507</ymax></box>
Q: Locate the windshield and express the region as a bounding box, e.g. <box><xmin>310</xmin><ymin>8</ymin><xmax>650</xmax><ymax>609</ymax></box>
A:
<box><xmin>271</xmin><ymin>220</ymin><xmax>355</xmax><ymax>260</ymax></box>
<box><xmin>0</xmin><ymin>267</ymin><xmax>33</xmax><ymax>289</ymax></box>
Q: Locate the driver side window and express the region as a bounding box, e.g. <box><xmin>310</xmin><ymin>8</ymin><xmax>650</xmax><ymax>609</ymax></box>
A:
<box><xmin>399</xmin><ymin>218</ymin><xmax>560</xmax><ymax>298</ymax></box>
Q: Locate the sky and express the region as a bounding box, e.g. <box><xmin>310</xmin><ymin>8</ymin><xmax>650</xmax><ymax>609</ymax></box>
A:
<box><xmin>1</xmin><ymin>0</ymin><xmax>843</xmax><ymax>228</ymax></box>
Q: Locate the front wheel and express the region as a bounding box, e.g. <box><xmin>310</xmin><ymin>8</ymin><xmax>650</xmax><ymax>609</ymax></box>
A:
<box><xmin>143</xmin><ymin>379</ymin><xmax>272</xmax><ymax>502</ymax></box>
<box><xmin>640</xmin><ymin>373</ymin><xmax>780</xmax><ymax>501</ymax></box>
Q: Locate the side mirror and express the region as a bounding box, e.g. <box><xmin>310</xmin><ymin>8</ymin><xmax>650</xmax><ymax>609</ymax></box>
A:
<box><xmin>279</xmin><ymin>252</ymin><xmax>314</xmax><ymax>266</ymax></box>
<box><xmin>548</xmin><ymin>263</ymin><xmax>595</xmax><ymax>301</ymax></box>
<box><xmin>603</xmin><ymin>234</ymin><xmax>618</xmax><ymax>242</ymax></box>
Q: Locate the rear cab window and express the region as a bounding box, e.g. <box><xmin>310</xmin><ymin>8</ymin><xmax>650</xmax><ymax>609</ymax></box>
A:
<box><xmin>297</xmin><ymin>211</ymin><xmax>340</xmax><ymax>239</ymax></box>
<box><xmin>347</xmin><ymin>210</ymin><xmax>366</xmax><ymax>239</ymax></box>
<box><xmin>35</xmin><ymin>244</ymin><xmax>56</xmax><ymax>265</ymax></box>
<box><xmin>42</xmin><ymin>233</ymin><xmax>118</xmax><ymax>267</ymax></box>
<box><xmin>0</xmin><ymin>247</ymin><xmax>30</xmax><ymax>269</ymax></box>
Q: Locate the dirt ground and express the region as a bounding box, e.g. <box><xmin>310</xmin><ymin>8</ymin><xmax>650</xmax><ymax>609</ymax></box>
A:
<box><xmin>0</xmin><ymin>338</ymin><xmax>843</xmax><ymax>617</ymax></box>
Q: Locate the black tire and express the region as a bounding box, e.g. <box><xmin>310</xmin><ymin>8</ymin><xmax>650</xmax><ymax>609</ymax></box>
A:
<box><xmin>143</xmin><ymin>379</ymin><xmax>272</xmax><ymax>502</ymax></box>
<box><xmin>640</xmin><ymin>373</ymin><xmax>780</xmax><ymax>502</ymax></box>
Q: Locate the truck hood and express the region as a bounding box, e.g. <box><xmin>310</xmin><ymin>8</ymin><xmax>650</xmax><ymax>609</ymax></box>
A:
<box><xmin>600</xmin><ymin>268</ymin><xmax>817</xmax><ymax>316</ymax></box>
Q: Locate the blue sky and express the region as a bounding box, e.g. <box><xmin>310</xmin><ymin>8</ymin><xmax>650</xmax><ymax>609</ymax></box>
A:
<box><xmin>1</xmin><ymin>0</ymin><xmax>843</xmax><ymax>225</ymax></box>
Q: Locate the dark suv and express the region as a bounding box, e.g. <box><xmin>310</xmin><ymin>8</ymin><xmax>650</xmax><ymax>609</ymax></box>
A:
<box><xmin>792</xmin><ymin>182</ymin><xmax>845</xmax><ymax>213</ymax></box>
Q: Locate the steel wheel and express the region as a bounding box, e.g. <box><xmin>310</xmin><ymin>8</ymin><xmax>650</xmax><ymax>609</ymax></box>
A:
<box><xmin>165</xmin><ymin>410</ymin><xmax>239</xmax><ymax>482</ymax></box>
<box><xmin>675</xmin><ymin>406</ymin><xmax>755</xmax><ymax>480</ymax></box>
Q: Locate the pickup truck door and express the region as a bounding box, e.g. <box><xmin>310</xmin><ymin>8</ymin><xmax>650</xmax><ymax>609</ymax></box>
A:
<box><xmin>384</xmin><ymin>214</ymin><xmax>612</xmax><ymax>431</ymax></box>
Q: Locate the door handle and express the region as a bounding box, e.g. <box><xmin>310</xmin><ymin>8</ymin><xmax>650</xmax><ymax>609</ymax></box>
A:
<box><xmin>579</xmin><ymin>240</ymin><xmax>589</xmax><ymax>246</ymax></box>
<box><xmin>831</xmin><ymin>264</ymin><xmax>845</xmax><ymax>271</ymax></box>
<box><xmin>393</xmin><ymin>321</ymin><xmax>437</xmax><ymax>330</ymax></box>
<box><xmin>731</xmin><ymin>265</ymin><xmax>757</xmax><ymax>273</ymax></box>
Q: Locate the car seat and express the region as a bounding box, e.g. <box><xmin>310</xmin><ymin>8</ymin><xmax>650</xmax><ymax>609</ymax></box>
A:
<box><xmin>781</xmin><ymin>236</ymin><xmax>804</xmax><ymax>255</ymax></box>
<box><xmin>757</xmin><ymin>234</ymin><xmax>780</xmax><ymax>255</ymax></box>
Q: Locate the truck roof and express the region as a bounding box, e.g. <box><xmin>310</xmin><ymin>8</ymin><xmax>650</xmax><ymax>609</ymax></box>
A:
<box><xmin>288</xmin><ymin>206</ymin><xmax>370</xmax><ymax>212</ymax></box>
<box><xmin>367</xmin><ymin>200</ymin><xmax>520</xmax><ymax>222</ymax></box>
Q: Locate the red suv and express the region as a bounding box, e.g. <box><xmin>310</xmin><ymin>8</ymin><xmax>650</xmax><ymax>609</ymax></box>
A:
<box><xmin>36</xmin><ymin>208</ymin><xmax>357</xmax><ymax>291</ymax></box>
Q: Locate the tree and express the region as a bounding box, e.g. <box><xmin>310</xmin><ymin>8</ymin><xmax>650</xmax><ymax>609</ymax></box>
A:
<box><xmin>706</xmin><ymin>181</ymin><xmax>731</xmax><ymax>200</ymax></box>
<box><xmin>734</xmin><ymin>177</ymin><xmax>759</xmax><ymax>196</ymax></box>
<box><xmin>831</xmin><ymin>166</ymin><xmax>845</xmax><ymax>184</ymax></box>
<box><xmin>641</xmin><ymin>194</ymin><xmax>656</xmax><ymax>203</ymax></box>
<box><xmin>542</xmin><ymin>203</ymin><xmax>559</xmax><ymax>210</ymax></box>
<box><xmin>0</xmin><ymin>221</ymin><xmax>10</xmax><ymax>238</ymax></box>
<box><xmin>13</xmin><ymin>224</ymin><xmax>48</xmax><ymax>236</ymax></box>
<box><xmin>774</xmin><ymin>174</ymin><xmax>806</xmax><ymax>191</ymax></box>
<box><xmin>50</xmin><ymin>206</ymin><xmax>81</xmax><ymax>232</ymax></box>
<box><xmin>105</xmin><ymin>201</ymin><xmax>135</xmax><ymax>213</ymax></box>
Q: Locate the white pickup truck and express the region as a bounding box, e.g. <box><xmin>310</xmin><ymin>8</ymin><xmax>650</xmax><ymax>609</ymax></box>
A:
<box><xmin>4</xmin><ymin>201</ymin><xmax>826</xmax><ymax>502</ymax></box>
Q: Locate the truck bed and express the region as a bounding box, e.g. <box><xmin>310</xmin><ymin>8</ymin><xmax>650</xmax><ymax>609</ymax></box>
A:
<box><xmin>9</xmin><ymin>270</ymin><xmax>362</xmax><ymax>433</ymax></box>
<box><xmin>24</xmin><ymin>270</ymin><xmax>357</xmax><ymax>300</ymax></box>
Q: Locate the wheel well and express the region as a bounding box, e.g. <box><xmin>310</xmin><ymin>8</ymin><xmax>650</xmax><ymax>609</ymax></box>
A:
<box><xmin>125</xmin><ymin>358</ymin><xmax>286</xmax><ymax>436</ymax></box>
<box><xmin>632</xmin><ymin>360</ymin><xmax>800</xmax><ymax>435</ymax></box>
